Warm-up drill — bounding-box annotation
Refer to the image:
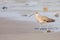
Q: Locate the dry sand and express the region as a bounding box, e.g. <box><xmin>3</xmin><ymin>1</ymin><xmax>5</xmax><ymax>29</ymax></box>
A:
<box><xmin>0</xmin><ymin>17</ymin><xmax>60</xmax><ymax>40</ymax></box>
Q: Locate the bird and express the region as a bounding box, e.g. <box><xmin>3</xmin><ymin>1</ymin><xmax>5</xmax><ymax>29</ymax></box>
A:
<box><xmin>30</xmin><ymin>11</ymin><xmax>55</xmax><ymax>23</ymax></box>
<box><xmin>30</xmin><ymin>11</ymin><xmax>55</xmax><ymax>32</ymax></box>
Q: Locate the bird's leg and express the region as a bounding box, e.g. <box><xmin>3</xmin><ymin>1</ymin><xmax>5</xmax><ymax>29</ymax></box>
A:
<box><xmin>40</xmin><ymin>23</ymin><xmax>44</xmax><ymax>27</ymax></box>
<box><xmin>39</xmin><ymin>23</ymin><xmax>45</xmax><ymax>29</ymax></box>
<box><xmin>39</xmin><ymin>23</ymin><xmax>43</xmax><ymax>32</ymax></box>
<box><xmin>39</xmin><ymin>23</ymin><xmax>49</xmax><ymax>32</ymax></box>
<box><xmin>42</xmin><ymin>23</ymin><xmax>49</xmax><ymax>31</ymax></box>
<box><xmin>45</xmin><ymin>23</ymin><xmax>48</xmax><ymax>30</ymax></box>
<box><xmin>46</xmin><ymin>23</ymin><xmax>52</xmax><ymax>32</ymax></box>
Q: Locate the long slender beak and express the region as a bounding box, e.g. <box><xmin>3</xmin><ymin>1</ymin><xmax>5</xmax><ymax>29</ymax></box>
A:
<box><xmin>29</xmin><ymin>14</ymin><xmax>34</xmax><ymax>17</ymax></box>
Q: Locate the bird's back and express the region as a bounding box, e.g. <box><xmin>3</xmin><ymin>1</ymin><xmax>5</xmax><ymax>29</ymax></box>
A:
<box><xmin>35</xmin><ymin>15</ymin><xmax>55</xmax><ymax>23</ymax></box>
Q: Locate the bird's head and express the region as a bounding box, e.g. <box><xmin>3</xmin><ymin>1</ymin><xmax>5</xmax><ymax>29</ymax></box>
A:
<box><xmin>35</xmin><ymin>11</ymin><xmax>39</xmax><ymax>14</ymax></box>
<box><xmin>35</xmin><ymin>11</ymin><xmax>39</xmax><ymax>16</ymax></box>
<box><xmin>29</xmin><ymin>11</ymin><xmax>39</xmax><ymax>17</ymax></box>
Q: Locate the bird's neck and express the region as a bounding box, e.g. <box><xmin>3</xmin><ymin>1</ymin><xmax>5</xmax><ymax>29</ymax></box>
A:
<box><xmin>35</xmin><ymin>14</ymin><xmax>41</xmax><ymax>17</ymax></box>
<box><xmin>35</xmin><ymin>14</ymin><xmax>39</xmax><ymax>17</ymax></box>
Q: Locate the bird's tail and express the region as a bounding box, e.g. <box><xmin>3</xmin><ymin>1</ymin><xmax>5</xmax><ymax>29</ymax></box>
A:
<box><xmin>49</xmin><ymin>19</ymin><xmax>55</xmax><ymax>22</ymax></box>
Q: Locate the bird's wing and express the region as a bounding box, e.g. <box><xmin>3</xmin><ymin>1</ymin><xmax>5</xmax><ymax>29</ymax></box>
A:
<box><xmin>38</xmin><ymin>16</ymin><xmax>49</xmax><ymax>20</ymax></box>
<box><xmin>38</xmin><ymin>16</ymin><xmax>54</xmax><ymax>22</ymax></box>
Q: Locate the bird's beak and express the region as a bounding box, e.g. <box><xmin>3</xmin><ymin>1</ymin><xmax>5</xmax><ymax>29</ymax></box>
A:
<box><xmin>29</xmin><ymin>11</ymin><xmax>38</xmax><ymax>17</ymax></box>
<box><xmin>29</xmin><ymin>14</ymin><xmax>34</xmax><ymax>17</ymax></box>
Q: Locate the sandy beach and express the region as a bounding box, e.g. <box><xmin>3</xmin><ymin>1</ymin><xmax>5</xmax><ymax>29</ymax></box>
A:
<box><xmin>0</xmin><ymin>18</ymin><xmax>60</xmax><ymax>40</ymax></box>
<box><xmin>0</xmin><ymin>0</ymin><xmax>60</xmax><ymax>40</ymax></box>
<box><xmin>0</xmin><ymin>33</ymin><xmax>60</xmax><ymax>40</ymax></box>
<box><xmin>0</xmin><ymin>17</ymin><xmax>39</xmax><ymax>34</ymax></box>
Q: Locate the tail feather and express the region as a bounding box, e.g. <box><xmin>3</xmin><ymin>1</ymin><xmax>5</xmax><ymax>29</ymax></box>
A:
<box><xmin>47</xmin><ymin>19</ymin><xmax>55</xmax><ymax>22</ymax></box>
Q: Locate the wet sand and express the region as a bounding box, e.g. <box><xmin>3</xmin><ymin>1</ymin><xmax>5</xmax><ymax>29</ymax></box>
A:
<box><xmin>0</xmin><ymin>17</ymin><xmax>39</xmax><ymax>34</ymax></box>
<box><xmin>0</xmin><ymin>33</ymin><xmax>60</xmax><ymax>40</ymax></box>
<box><xmin>0</xmin><ymin>18</ymin><xmax>60</xmax><ymax>40</ymax></box>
